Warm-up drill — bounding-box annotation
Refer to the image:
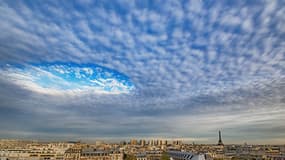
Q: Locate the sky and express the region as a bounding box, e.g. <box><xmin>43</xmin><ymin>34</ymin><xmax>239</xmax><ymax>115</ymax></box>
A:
<box><xmin>0</xmin><ymin>0</ymin><xmax>284</xmax><ymax>144</ymax></box>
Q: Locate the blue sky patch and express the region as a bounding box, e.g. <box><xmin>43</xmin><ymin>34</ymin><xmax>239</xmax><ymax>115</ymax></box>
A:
<box><xmin>1</xmin><ymin>63</ymin><xmax>134</xmax><ymax>94</ymax></box>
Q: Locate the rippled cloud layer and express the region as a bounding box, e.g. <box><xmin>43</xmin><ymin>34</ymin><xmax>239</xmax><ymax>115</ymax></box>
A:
<box><xmin>0</xmin><ymin>0</ymin><xmax>284</xmax><ymax>143</ymax></box>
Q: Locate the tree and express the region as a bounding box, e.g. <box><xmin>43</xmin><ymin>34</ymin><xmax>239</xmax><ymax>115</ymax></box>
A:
<box><xmin>161</xmin><ymin>152</ymin><xmax>170</xmax><ymax>160</ymax></box>
<box><xmin>125</xmin><ymin>154</ymin><xmax>136</xmax><ymax>160</ymax></box>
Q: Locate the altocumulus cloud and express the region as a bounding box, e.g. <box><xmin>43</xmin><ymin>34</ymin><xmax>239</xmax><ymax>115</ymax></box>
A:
<box><xmin>0</xmin><ymin>0</ymin><xmax>284</xmax><ymax>144</ymax></box>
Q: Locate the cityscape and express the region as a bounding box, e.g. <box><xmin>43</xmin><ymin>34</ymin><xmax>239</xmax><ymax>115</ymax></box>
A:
<box><xmin>1</xmin><ymin>131</ymin><xmax>285</xmax><ymax>160</ymax></box>
<box><xmin>0</xmin><ymin>0</ymin><xmax>285</xmax><ymax>160</ymax></box>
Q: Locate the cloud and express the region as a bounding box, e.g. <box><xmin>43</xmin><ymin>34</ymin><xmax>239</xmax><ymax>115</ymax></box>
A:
<box><xmin>0</xmin><ymin>63</ymin><xmax>134</xmax><ymax>95</ymax></box>
<box><xmin>0</xmin><ymin>0</ymin><xmax>284</xmax><ymax>143</ymax></box>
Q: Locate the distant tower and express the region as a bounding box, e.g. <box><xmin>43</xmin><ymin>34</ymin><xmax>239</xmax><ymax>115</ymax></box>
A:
<box><xmin>218</xmin><ymin>130</ymin><xmax>224</xmax><ymax>145</ymax></box>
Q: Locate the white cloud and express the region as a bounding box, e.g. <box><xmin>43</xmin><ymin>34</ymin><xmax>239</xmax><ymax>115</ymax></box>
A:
<box><xmin>0</xmin><ymin>0</ymin><xmax>284</xmax><ymax>141</ymax></box>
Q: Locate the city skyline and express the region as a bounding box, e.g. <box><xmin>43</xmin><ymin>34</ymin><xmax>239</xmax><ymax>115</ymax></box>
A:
<box><xmin>0</xmin><ymin>130</ymin><xmax>271</xmax><ymax>145</ymax></box>
<box><xmin>0</xmin><ymin>0</ymin><xmax>284</xmax><ymax>144</ymax></box>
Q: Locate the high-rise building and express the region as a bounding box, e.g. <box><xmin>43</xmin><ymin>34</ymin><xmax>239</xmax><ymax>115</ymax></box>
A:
<box><xmin>140</xmin><ymin>139</ymin><xmax>146</xmax><ymax>146</ymax></box>
<box><xmin>172</xmin><ymin>140</ymin><xmax>182</xmax><ymax>145</ymax></box>
<box><xmin>95</xmin><ymin>140</ymin><xmax>103</xmax><ymax>146</ymax></box>
<box><xmin>158</xmin><ymin>140</ymin><xmax>163</xmax><ymax>146</ymax></box>
<box><xmin>149</xmin><ymin>140</ymin><xmax>154</xmax><ymax>146</ymax></box>
<box><xmin>130</xmin><ymin>139</ymin><xmax>137</xmax><ymax>145</ymax></box>
<box><xmin>162</xmin><ymin>140</ymin><xmax>167</xmax><ymax>145</ymax></box>
<box><xmin>218</xmin><ymin>130</ymin><xmax>224</xmax><ymax>146</ymax></box>
<box><xmin>120</xmin><ymin>141</ymin><xmax>126</xmax><ymax>145</ymax></box>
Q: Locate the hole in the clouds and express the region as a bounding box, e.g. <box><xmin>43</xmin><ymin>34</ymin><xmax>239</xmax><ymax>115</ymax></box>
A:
<box><xmin>0</xmin><ymin>63</ymin><xmax>135</xmax><ymax>94</ymax></box>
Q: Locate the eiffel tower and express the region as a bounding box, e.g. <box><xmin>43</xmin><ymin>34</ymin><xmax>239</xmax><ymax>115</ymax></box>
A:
<box><xmin>218</xmin><ymin>130</ymin><xmax>224</xmax><ymax>146</ymax></box>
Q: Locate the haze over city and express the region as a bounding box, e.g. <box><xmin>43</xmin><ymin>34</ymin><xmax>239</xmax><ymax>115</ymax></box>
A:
<box><xmin>0</xmin><ymin>0</ymin><xmax>284</xmax><ymax>146</ymax></box>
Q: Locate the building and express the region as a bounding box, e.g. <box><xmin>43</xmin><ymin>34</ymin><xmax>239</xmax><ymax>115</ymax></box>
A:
<box><xmin>110</xmin><ymin>151</ymin><xmax>124</xmax><ymax>160</ymax></box>
<box><xmin>79</xmin><ymin>148</ymin><xmax>123</xmax><ymax>160</ymax></box>
<box><xmin>136</xmin><ymin>153</ymin><xmax>147</xmax><ymax>160</ymax></box>
<box><xmin>80</xmin><ymin>148</ymin><xmax>109</xmax><ymax>160</ymax></box>
<box><xmin>168</xmin><ymin>151</ymin><xmax>206</xmax><ymax>160</ymax></box>
<box><xmin>130</xmin><ymin>139</ymin><xmax>138</xmax><ymax>146</ymax></box>
<box><xmin>172</xmin><ymin>140</ymin><xmax>182</xmax><ymax>146</ymax></box>
<box><xmin>162</xmin><ymin>140</ymin><xmax>167</xmax><ymax>146</ymax></box>
<box><xmin>140</xmin><ymin>140</ymin><xmax>146</xmax><ymax>146</ymax></box>
<box><xmin>64</xmin><ymin>144</ymin><xmax>82</xmax><ymax>160</ymax></box>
